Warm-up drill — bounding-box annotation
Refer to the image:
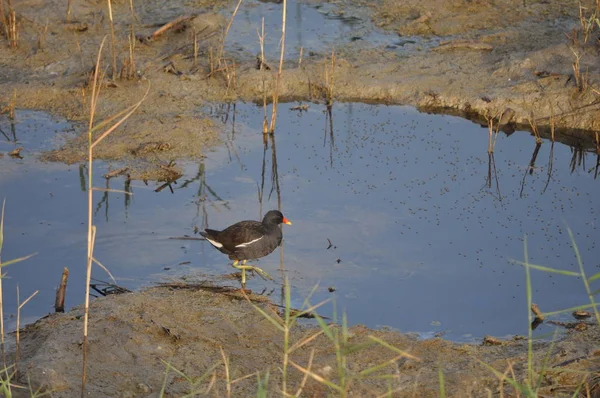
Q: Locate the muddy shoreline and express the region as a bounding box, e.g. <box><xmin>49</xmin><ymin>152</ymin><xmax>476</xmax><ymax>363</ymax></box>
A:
<box><xmin>7</xmin><ymin>285</ymin><xmax>600</xmax><ymax>397</ymax></box>
<box><xmin>1</xmin><ymin>0</ymin><xmax>600</xmax><ymax>395</ymax></box>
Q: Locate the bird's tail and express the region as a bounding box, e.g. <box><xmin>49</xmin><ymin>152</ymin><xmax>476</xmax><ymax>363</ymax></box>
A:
<box><xmin>200</xmin><ymin>229</ymin><xmax>220</xmax><ymax>239</ymax></box>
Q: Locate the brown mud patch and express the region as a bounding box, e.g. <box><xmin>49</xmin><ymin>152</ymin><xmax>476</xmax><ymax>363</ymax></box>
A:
<box><xmin>0</xmin><ymin>0</ymin><xmax>599</xmax><ymax>179</ymax></box>
<box><xmin>7</xmin><ymin>286</ymin><xmax>600</xmax><ymax>397</ymax></box>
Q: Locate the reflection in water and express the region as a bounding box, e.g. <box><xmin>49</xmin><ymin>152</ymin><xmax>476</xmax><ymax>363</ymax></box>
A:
<box><xmin>324</xmin><ymin>105</ymin><xmax>335</xmax><ymax>168</ymax></box>
<box><xmin>2</xmin><ymin>106</ymin><xmax>600</xmax><ymax>341</ymax></box>
<box><xmin>542</xmin><ymin>142</ymin><xmax>555</xmax><ymax>194</ymax></box>
<box><xmin>485</xmin><ymin>152</ymin><xmax>502</xmax><ymax>200</ymax></box>
<box><xmin>0</xmin><ymin>120</ymin><xmax>16</xmax><ymax>143</ymax></box>
<box><xmin>179</xmin><ymin>160</ymin><xmax>230</xmax><ymax>233</ymax></box>
<box><xmin>519</xmin><ymin>141</ymin><xmax>542</xmax><ymax>198</ymax></box>
<box><xmin>92</xmin><ymin>170</ymin><xmax>135</xmax><ymax>222</ymax></box>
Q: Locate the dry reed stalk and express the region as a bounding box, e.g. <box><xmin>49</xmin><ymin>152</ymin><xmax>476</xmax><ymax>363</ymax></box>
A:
<box><xmin>208</xmin><ymin>46</ymin><xmax>214</xmax><ymax>77</ymax></box>
<box><xmin>269</xmin><ymin>0</ymin><xmax>287</xmax><ymax>133</ymax></box>
<box><xmin>549</xmin><ymin>102</ymin><xmax>556</xmax><ymax>142</ymax></box>
<box><xmin>527</xmin><ymin>114</ymin><xmax>542</xmax><ymax>144</ymax></box>
<box><xmin>217</xmin><ymin>0</ymin><xmax>243</xmax><ymax>66</ymax></box>
<box><xmin>257</xmin><ymin>17</ymin><xmax>266</xmax><ymax>71</ymax></box>
<box><xmin>326</xmin><ymin>50</ymin><xmax>336</xmax><ymax>107</ymax></box>
<box><xmin>7</xmin><ymin>0</ymin><xmax>16</xmax><ymax>49</ymax></box>
<box><xmin>486</xmin><ymin>114</ymin><xmax>495</xmax><ymax>154</ymax></box>
<box><xmin>0</xmin><ymin>0</ymin><xmax>7</xmax><ymax>39</ymax></box>
<box><xmin>107</xmin><ymin>0</ymin><xmax>117</xmax><ymax>80</ymax></box>
<box><xmin>257</xmin><ymin>17</ymin><xmax>268</xmax><ymax>133</ymax></box>
<box><xmin>298</xmin><ymin>46</ymin><xmax>303</xmax><ymax>68</ymax></box>
<box><xmin>128</xmin><ymin>0</ymin><xmax>137</xmax><ymax>22</ymax></box>
<box><xmin>37</xmin><ymin>19</ymin><xmax>48</xmax><ymax>50</ymax></box>
<box><xmin>66</xmin><ymin>0</ymin><xmax>73</xmax><ymax>22</ymax></box>
<box><xmin>121</xmin><ymin>24</ymin><xmax>136</xmax><ymax>80</ymax></box>
<box><xmin>570</xmin><ymin>46</ymin><xmax>586</xmax><ymax>91</ymax></box>
<box><xmin>193</xmin><ymin>27</ymin><xmax>198</xmax><ymax>67</ymax></box>
<box><xmin>81</xmin><ymin>38</ymin><xmax>148</xmax><ymax>396</ymax></box>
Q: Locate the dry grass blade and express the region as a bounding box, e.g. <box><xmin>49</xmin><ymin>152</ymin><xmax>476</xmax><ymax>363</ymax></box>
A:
<box><xmin>0</xmin><ymin>0</ymin><xmax>8</xmax><ymax>39</ymax></box>
<box><xmin>358</xmin><ymin>353</ymin><xmax>409</xmax><ymax>378</ymax></box>
<box><xmin>107</xmin><ymin>0</ymin><xmax>117</xmax><ymax>80</ymax></box>
<box><xmin>91</xmin><ymin>187</ymin><xmax>133</xmax><ymax>195</ymax></box>
<box><xmin>91</xmin><ymin>256</ymin><xmax>117</xmax><ymax>285</ymax></box>
<box><xmin>288</xmin><ymin>329</ymin><xmax>325</xmax><ymax>353</ymax></box>
<box><xmin>91</xmin><ymin>86</ymin><xmax>150</xmax><ymax>149</ymax></box>
<box><xmin>293</xmin><ymin>348</ymin><xmax>315</xmax><ymax>397</ymax></box>
<box><xmin>478</xmin><ymin>359</ymin><xmax>532</xmax><ymax>396</ymax></box>
<box><xmin>217</xmin><ymin>0</ymin><xmax>243</xmax><ymax>65</ymax></box>
<box><xmin>15</xmin><ymin>287</ymin><xmax>38</xmax><ymax>374</ymax></box>
<box><xmin>219</xmin><ymin>346</ymin><xmax>231</xmax><ymax>398</ymax></box>
<box><xmin>289</xmin><ymin>360</ymin><xmax>343</xmax><ymax>392</ymax></box>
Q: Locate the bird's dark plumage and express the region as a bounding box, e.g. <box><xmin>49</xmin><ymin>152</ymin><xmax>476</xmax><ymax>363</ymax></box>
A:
<box><xmin>200</xmin><ymin>210</ymin><xmax>291</xmax><ymax>262</ymax></box>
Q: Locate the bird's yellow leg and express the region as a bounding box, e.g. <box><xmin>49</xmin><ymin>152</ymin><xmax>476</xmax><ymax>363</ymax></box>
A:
<box><xmin>232</xmin><ymin>260</ymin><xmax>246</xmax><ymax>286</ymax></box>
<box><xmin>232</xmin><ymin>260</ymin><xmax>273</xmax><ymax>283</ymax></box>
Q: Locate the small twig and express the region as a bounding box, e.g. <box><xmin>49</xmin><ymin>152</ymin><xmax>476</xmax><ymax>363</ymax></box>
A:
<box><xmin>55</xmin><ymin>267</ymin><xmax>69</xmax><ymax>313</ymax></box>
<box><xmin>147</xmin><ymin>15</ymin><xmax>196</xmax><ymax>42</ymax></box>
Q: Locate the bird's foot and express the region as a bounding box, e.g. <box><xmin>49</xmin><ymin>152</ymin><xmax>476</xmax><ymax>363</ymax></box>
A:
<box><xmin>232</xmin><ymin>263</ymin><xmax>273</xmax><ymax>282</ymax></box>
<box><xmin>249</xmin><ymin>266</ymin><xmax>273</xmax><ymax>281</ymax></box>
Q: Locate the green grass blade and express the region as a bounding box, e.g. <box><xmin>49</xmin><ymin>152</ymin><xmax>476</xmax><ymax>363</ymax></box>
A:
<box><xmin>284</xmin><ymin>277</ymin><xmax>291</xmax><ymax>325</ymax></box>
<box><xmin>358</xmin><ymin>353</ymin><xmax>406</xmax><ymax>377</ymax></box>
<box><xmin>587</xmin><ymin>272</ymin><xmax>600</xmax><ymax>284</ymax></box>
<box><xmin>0</xmin><ymin>253</ymin><xmax>37</xmax><ymax>268</ymax></box>
<box><xmin>512</xmin><ymin>260</ymin><xmax>580</xmax><ymax>276</ymax></box>
<box><xmin>567</xmin><ymin>226</ymin><xmax>600</xmax><ymax>324</ymax></box>
<box><xmin>256</xmin><ymin>370</ymin><xmax>269</xmax><ymax>398</ymax></box>
<box><xmin>542</xmin><ymin>303</ymin><xmax>600</xmax><ymax>317</ymax></box>
<box><xmin>478</xmin><ymin>360</ymin><xmax>535</xmax><ymax>396</ymax></box>
<box><xmin>535</xmin><ymin>328</ymin><xmax>559</xmax><ymax>393</ymax></box>
<box><xmin>524</xmin><ymin>235</ymin><xmax>533</xmax><ymax>388</ymax></box>
<box><xmin>249</xmin><ymin>302</ymin><xmax>285</xmax><ymax>332</ymax></box>
<box><xmin>438</xmin><ymin>367</ymin><xmax>446</xmax><ymax>398</ymax></box>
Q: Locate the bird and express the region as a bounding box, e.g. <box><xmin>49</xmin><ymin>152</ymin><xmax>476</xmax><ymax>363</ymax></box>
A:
<box><xmin>200</xmin><ymin>210</ymin><xmax>292</xmax><ymax>287</ymax></box>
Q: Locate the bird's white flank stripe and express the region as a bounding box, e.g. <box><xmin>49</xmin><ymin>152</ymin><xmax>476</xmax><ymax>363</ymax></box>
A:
<box><xmin>206</xmin><ymin>238</ymin><xmax>223</xmax><ymax>248</ymax></box>
<box><xmin>235</xmin><ymin>236</ymin><xmax>263</xmax><ymax>248</ymax></box>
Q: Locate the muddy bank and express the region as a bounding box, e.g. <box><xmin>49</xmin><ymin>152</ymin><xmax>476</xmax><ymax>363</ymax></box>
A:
<box><xmin>6</xmin><ymin>286</ymin><xmax>600</xmax><ymax>397</ymax></box>
<box><xmin>0</xmin><ymin>0</ymin><xmax>599</xmax><ymax>179</ymax></box>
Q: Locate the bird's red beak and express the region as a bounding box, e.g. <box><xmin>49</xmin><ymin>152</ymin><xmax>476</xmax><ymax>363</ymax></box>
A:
<box><xmin>282</xmin><ymin>217</ymin><xmax>292</xmax><ymax>225</ymax></box>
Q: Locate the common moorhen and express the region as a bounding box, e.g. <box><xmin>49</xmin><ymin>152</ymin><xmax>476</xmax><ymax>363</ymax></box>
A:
<box><xmin>200</xmin><ymin>210</ymin><xmax>292</xmax><ymax>286</ymax></box>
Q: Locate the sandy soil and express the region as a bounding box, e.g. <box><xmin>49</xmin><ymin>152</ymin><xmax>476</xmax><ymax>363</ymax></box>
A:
<box><xmin>1</xmin><ymin>0</ymin><xmax>600</xmax><ymax>396</ymax></box>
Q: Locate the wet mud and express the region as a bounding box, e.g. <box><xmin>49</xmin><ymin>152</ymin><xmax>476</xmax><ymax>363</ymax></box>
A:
<box><xmin>8</xmin><ymin>286</ymin><xmax>600</xmax><ymax>397</ymax></box>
